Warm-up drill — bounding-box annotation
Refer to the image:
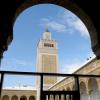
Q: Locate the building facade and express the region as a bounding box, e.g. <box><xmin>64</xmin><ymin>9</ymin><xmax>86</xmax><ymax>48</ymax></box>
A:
<box><xmin>49</xmin><ymin>58</ymin><xmax>100</xmax><ymax>100</ymax></box>
<box><xmin>1</xmin><ymin>86</ymin><xmax>37</xmax><ymax>100</ymax></box>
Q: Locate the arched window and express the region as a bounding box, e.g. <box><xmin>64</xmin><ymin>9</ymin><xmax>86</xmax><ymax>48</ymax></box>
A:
<box><xmin>80</xmin><ymin>82</ymin><xmax>87</xmax><ymax>94</ymax></box>
<box><xmin>29</xmin><ymin>96</ymin><xmax>35</xmax><ymax>100</ymax></box>
<box><xmin>2</xmin><ymin>95</ymin><xmax>9</xmax><ymax>100</ymax></box>
<box><xmin>88</xmin><ymin>78</ymin><xmax>98</xmax><ymax>92</ymax></box>
<box><xmin>80</xmin><ymin>82</ymin><xmax>88</xmax><ymax>100</ymax></box>
<box><xmin>11</xmin><ymin>95</ymin><xmax>18</xmax><ymax>100</ymax></box>
<box><xmin>20</xmin><ymin>96</ymin><xmax>27</xmax><ymax>100</ymax></box>
<box><xmin>88</xmin><ymin>78</ymin><xmax>100</xmax><ymax>100</ymax></box>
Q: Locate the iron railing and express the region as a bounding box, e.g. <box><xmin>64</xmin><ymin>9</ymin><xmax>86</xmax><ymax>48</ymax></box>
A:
<box><xmin>0</xmin><ymin>70</ymin><xmax>100</xmax><ymax>100</ymax></box>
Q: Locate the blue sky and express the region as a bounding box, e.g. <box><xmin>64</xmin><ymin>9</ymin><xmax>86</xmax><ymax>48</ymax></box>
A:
<box><xmin>0</xmin><ymin>4</ymin><xmax>95</xmax><ymax>87</ymax></box>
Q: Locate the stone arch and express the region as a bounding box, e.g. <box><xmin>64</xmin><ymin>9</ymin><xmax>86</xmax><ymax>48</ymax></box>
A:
<box><xmin>66</xmin><ymin>87</ymin><xmax>71</xmax><ymax>100</ymax></box>
<box><xmin>29</xmin><ymin>96</ymin><xmax>35</xmax><ymax>100</ymax></box>
<box><xmin>13</xmin><ymin>0</ymin><xmax>98</xmax><ymax>57</ymax></box>
<box><xmin>80</xmin><ymin>81</ymin><xmax>87</xmax><ymax>94</ymax></box>
<box><xmin>80</xmin><ymin>81</ymin><xmax>88</xmax><ymax>100</ymax></box>
<box><xmin>2</xmin><ymin>95</ymin><xmax>9</xmax><ymax>100</ymax></box>
<box><xmin>88</xmin><ymin>78</ymin><xmax>100</xmax><ymax>100</ymax></box>
<box><xmin>20</xmin><ymin>96</ymin><xmax>27</xmax><ymax>100</ymax></box>
<box><xmin>88</xmin><ymin>78</ymin><xmax>98</xmax><ymax>92</ymax></box>
<box><xmin>11</xmin><ymin>95</ymin><xmax>18</xmax><ymax>100</ymax></box>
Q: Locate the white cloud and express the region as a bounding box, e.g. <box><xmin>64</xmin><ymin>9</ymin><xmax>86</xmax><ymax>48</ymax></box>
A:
<box><xmin>41</xmin><ymin>18</ymin><xmax>49</xmax><ymax>22</ymax></box>
<box><xmin>61</xmin><ymin>10</ymin><xmax>90</xmax><ymax>38</ymax></box>
<box><xmin>41</xmin><ymin>11</ymin><xmax>90</xmax><ymax>38</ymax></box>
<box><xmin>41</xmin><ymin>18</ymin><xmax>67</xmax><ymax>32</ymax></box>
<box><xmin>48</xmin><ymin>21</ymin><xmax>67</xmax><ymax>32</ymax></box>
<box><xmin>60</xmin><ymin>62</ymin><xmax>83</xmax><ymax>74</ymax></box>
<box><xmin>13</xmin><ymin>59</ymin><xmax>33</xmax><ymax>67</ymax></box>
<box><xmin>60</xmin><ymin>52</ymin><xmax>96</xmax><ymax>74</ymax></box>
<box><xmin>1</xmin><ymin>58</ymin><xmax>34</xmax><ymax>71</ymax></box>
<box><xmin>72</xmin><ymin>19</ymin><xmax>89</xmax><ymax>38</ymax></box>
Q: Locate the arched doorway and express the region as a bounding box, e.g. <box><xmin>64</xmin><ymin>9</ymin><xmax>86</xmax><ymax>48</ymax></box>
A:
<box><xmin>11</xmin><ymin>95</ymin><xmax>18</xmax><ymax>100</ymax></box>
<box><xmin>29</xmin><ymin>96</ymin><xmax>35</xmax><ymax>100</ymax></box>
<box><xmin>20</xmin><ymin>96</ymin><xmax>27</xmax><ymax>100</ymax></box>
<box><xmin>2</xmin><ymin>95</ymin><xmax>9</xmax><ymax>100</ymax></box>
<box><xmin>80</xmin><ymin>82</ymin><xmax>88</xmax><ymax>100</ymax></box>
<box><xmin>88</xmin><ymin>78</ymin><xmax>100</xmax><ymax>100</ymax></box>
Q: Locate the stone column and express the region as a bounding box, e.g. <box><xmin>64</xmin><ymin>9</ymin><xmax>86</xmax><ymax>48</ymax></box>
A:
<box><xmin>26</xmin><ymin>96</ymin><xmax>29</xmax><ymax>100</ymax></box>
<box><xmin>87</xmin><ymin>91</ymin><xmax>91</xmax><ymax>100</ymax></box>
<box><xmin>18</xmin><ymin>96</ymin><xmax>20</xmax><ymax>100</ymax></box>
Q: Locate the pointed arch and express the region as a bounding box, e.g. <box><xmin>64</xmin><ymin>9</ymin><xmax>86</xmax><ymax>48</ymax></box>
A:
<box><xmin>29</xmin><ymin>96</ymin><xmax>35</xmax><ymax>100</ymax></box>
<box><xmin>2</xmin><ymin>95</ymin><xmax>9</xmax><ymax>100</ymax></box>
<box><xmin>80</xmin><ymin>81</ymin><xmax>88</xmax><ymax>100</ymax></box>
<box><xmin>13</xmin><ymin>0</ymin><xmax>99</xmax><ymax>57</ymax></box>
<box><xmin>88</xmin><ymin>78</ymin><xmax>98</xmax><ymax>92</ymax></box>
<box><xmin>20</xmin><ymin>96</ymin><xmax>27</xmax><ymax>100</ymax></box>
<box><xmin>88</xmin><ymin>78</ymin><xmax>100</xmax><ymax>100</ymax></box>
<box><xmin>80</xmin><ymin>81</ymin><xmax>87</xmax><ymax>94</ymax></box>
<box><xmin>11</xmin><ymin>95</ymin><xmax>18</xmax><ymax>100</ymax></box>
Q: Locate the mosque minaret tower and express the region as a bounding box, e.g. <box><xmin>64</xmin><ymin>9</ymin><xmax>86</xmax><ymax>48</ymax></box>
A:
<box><xmin>36</xmin><ymin>28</ymin><xmax>58</xmax><ymax>89</ymax></box>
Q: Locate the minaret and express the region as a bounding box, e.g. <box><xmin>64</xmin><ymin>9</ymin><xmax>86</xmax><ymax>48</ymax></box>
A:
<box><xmin>36</xmin><ymin>28</ymin><xmax>58</xmax><ymax>89</ymax></box>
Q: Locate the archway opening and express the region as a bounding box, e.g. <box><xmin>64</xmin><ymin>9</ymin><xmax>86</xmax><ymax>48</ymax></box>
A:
<box><xmin>20</xmin><ymin>96</ymin><xmax>27</xmax><ymax>100</ymax></box>
<box><xmin>1</xmin><ymin>3</ymin><xmax>98</xmax><ymax>100</ymax></box>
<box><xmin>14</xmin><ymin>1</ymin><xmax>98</xmax><ymax>55</ymax></box>
<box><xmin>88</xmin><ymin>78</ymin><xmax>98</xmax><ymax>92</ymax></box>
<box><xmin>80</xmin><ymin>82</ymin><xmax>88</xmax><ymax>100</ymax></box>
<box><xmin>29</xmin><ymin>96</ymin><xmax>35</xmax><ymax>100</ymax></box>
<box><xmin>88</xmin><ymin>78</ymin><xmax>100</xmax><ymax>100</ymax></box>
<box><xmin>2</xmin><ymin>95</ymin><xmax>9</xmax><ymax>100</ymax></box>
<box><xmin>11</xmin><ymin>95</ymin><xmax>18</xmax><ymax>100</ymax></box>
<box><xmin>1</xmin><ymin>4</ymin><xmax>95</xmax><ymax>73</ymax></box>
<box><xmin>1</xmin><ymin>4</ymin><xmax>96</xmax><ymax>90</ymax></box>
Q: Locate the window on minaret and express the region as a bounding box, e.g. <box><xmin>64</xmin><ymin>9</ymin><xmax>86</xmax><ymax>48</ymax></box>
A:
<box><xmin>44</xmin><ymin>43</ymin><xmax>54</xmax><ymax>47</ymax></box>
